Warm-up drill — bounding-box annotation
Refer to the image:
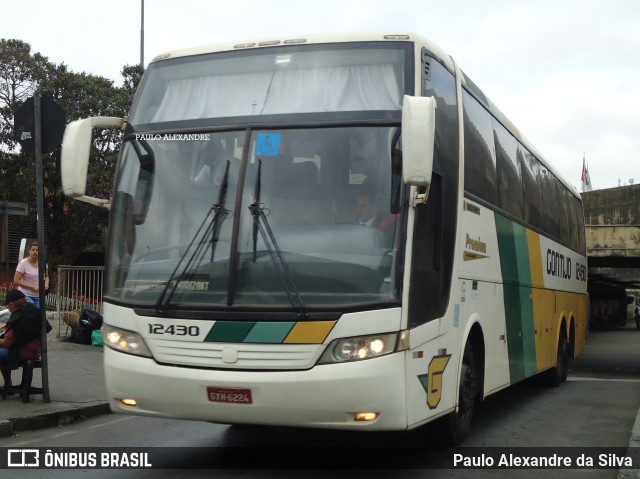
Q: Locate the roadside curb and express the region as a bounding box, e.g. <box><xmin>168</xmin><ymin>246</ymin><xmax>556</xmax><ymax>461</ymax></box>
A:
<box><xmin>0</xmin><ymin>403</ymin><xmax>111</xmax><ymax>437</ymax></box>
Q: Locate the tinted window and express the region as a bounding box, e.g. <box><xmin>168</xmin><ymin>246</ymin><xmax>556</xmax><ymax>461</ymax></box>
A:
<box><xmin>555</xmin><ymin>183</ymin><xmax>571</xmax><ymax>246</ymax></box>
<box><xmin>493</xmin><ymin>119</ymin><xmax>523</xmax><ymax>220</ymax></box>
<box><xmin>463</xmin><ymin>90</ymin><xmax>497</xmax><ymax>203</ymax></box>
<box><xmin>520</xmin><ymin>148</ymin><xmax>543</xmax><ymax>230</ymax></box>
<box><xmin>409</xmin><ymin>52</ymin><xmax>460</xmax><ymax>327</ymax></box>
<box><xmin>565</xmin><ymin>190</ymin><xmax>581</xmax><ymax>251</ymax></box>
<box><xmin>540</xmin><ymin>165</ymin><xmax>559</xmax><ymax>239</ymax></box>
<box><xmin>422</xmin><ymin>54</ymin><xmax>458</xmax><ymax>179</ymax></box>
<box><xmin>573</xmin><ymin>195</ymin><xmax>587</xmax><ymax>253</ymax></box>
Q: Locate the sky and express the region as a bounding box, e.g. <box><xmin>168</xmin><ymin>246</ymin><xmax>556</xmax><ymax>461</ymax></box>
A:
<box><xmin>2</xmin><ymin>0</ymin><xmax>639</xmax><ymax>192</ymax></box>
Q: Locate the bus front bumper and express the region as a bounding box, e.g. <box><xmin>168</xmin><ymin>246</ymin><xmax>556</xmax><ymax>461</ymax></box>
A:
<box><xmin>104</xmin><ymin>346</ymin><xmax>409</xmax><ymax>431</ymax></box>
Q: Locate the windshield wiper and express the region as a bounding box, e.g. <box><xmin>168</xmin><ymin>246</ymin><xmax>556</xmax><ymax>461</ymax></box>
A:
<box><xmin>211</xmin><ymin>161</ymin><xmax>231</xmax><ymax>261</ymax></box>
<box><xmin>248</xmin><ymin>160</ymin><xmax>308</xmax><ymax>318</ymax></box>
<box><xmin>155</xmin><ymin>160</ymin><xmax>231</xmax><ymax>313</ymax></box>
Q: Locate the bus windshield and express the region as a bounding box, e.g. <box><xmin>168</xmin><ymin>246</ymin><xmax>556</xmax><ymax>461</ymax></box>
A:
<box><xmin>129</xmin><ymin>43</ymin><xmax>406</xmax><ymax>124</ymax></box>
<box><xmin>106</xmin><ymin>127</ymin><xmax>404</xmax><ymax>311</ymax></box>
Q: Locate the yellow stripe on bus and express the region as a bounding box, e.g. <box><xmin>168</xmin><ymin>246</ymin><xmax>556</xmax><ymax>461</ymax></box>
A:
<box><xmin>526</xmin><ymin>229</ymin><xmax>543</xmax><ymax>288</ymax></box>
<box><xmin>284</xmin><ymin>321</ymin><xmax>337</xmax><ymax>344</ymax></box>
<box><xmin>525</xmin><ymin>229</ymin><xmax>552</xmax><ymax>372</ymax></box>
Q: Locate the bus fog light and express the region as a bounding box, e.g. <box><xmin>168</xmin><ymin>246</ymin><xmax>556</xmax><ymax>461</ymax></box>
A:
<box><xmin>354</xmin><ymin>412</ymin><xmax>379</xmax><ymax>422</ymax></box>
<box><xmin>120</xmin><ymin>398</ymin><xmax>138</xmax><ymax>407</ymax></box>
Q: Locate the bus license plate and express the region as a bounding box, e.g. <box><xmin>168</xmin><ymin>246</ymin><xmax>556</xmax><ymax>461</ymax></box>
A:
<box><xmin>207</xmin><ymin>387</ymin><xmax>252</xmax><ymax>404</ymax></box>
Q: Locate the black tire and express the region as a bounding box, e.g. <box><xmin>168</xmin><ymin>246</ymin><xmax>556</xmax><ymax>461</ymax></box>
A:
<box><xmin>545</xmin><ymin>332</ymin><xmax>569</xmax><ymax>387</ymax></box>
<box><xmin>442</xmin><ymin>343</ymin><xmax>478</xmax><ymax>445</ymax></box>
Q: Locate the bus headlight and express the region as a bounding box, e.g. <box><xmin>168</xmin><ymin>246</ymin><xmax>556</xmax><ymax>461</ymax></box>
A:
<box><xmin>318</xmin><ymin>333</ymin><xmax>399</xmax><ymax>364</ymax></box>
<box><xmin>102</xmin><ymin>325</ymin><xmax>152</xmax><ymax>358</ymax></box>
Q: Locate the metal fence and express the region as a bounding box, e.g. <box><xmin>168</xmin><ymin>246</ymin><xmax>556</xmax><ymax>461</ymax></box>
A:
<box><xmin>55</xmin><ymin>266</ymin><xmax>104</xmax><ymax>338</ymax></box>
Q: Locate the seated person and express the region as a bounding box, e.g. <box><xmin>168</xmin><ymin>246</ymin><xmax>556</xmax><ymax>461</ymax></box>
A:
<box><xmin>0</xmin><ymin>289</ymin><xmax>43</xmax><ymax>394</ymax></box>
<box><xmin>355</xmin><ymin>192</ymin><xmax>382</xmax><ymax>227</ymax></box>
<box><xmin>354</xmin><ymin>191</ymin><xmax>398</xmax><ymax>246</ymax></box>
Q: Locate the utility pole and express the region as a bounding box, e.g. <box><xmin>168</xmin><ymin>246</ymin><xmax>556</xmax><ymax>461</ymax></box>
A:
<box><xmin>34</xmin><ymin>96</ymin><xmax>50</xmax><ymax>402</ymax></box>
<box><xmin>14</xmin><ymin>95</ymin><xmax>66</xmax><ymax>404</ymax></box>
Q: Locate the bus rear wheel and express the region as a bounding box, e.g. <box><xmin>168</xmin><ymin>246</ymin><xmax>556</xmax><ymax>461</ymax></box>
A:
<box><xmin>545</xmin><ymin>332</ymin><xmax>569</xmax><ymax>387</ymax></box>
<box><xmin>443</xmin><ymin>343</ymin><xmax>478</xmax><ymax>445</ymax></box>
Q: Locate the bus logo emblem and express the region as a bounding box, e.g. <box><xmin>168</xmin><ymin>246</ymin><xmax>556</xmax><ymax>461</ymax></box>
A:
<box><xmin>418</xmin><ymin>354</ymin><xmax>451</xmax><ymax>409</ymax></box>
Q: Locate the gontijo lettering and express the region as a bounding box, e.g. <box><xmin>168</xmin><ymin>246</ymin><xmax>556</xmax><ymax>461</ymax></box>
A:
<box><xmin>575</xmin><ymin>261</ymin><xmax>587</xmax><ymax>282</ymax></box>
<box><xmin>546</xmin><ymin>248</ymin><xmax>571</xmax><ymax>279</ymax></box>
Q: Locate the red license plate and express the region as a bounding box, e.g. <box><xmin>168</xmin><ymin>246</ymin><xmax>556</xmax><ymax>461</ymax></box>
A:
<box><xmin>207</xmin><ymin>387</ymin><xmax>252</xmax><ymax>404</ymax></box>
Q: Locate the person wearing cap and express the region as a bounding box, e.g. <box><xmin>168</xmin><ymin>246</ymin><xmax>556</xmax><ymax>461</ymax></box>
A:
<box><xmin>0</xmin><ymin>289</ymin><xmax>43</xmax><ymax>394</ymax></box>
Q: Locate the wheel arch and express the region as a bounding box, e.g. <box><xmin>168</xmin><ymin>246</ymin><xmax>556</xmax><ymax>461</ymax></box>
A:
<box><xmin>464</xmin><ymin>321</ymin><xmax>485</xmax><ymax>401</ymax></box>
<box><xmin>568</xmin><ymin>316</ymin><xmax>576</xmax><ymax>359</ymax></box>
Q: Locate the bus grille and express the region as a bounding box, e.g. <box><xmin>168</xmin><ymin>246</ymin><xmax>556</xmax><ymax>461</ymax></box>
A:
<box><xmin>147</xmin><ymin>340</ymin><xmax>323</xmax><ymax>370</ymax></box>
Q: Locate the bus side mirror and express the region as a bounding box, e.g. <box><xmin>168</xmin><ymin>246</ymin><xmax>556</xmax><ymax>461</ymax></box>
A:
<box><xmin>402</xmin><ymin>95</ymin><xmax>436</xmax><ymax>204</ymax></box>
<box><xmin>61</xmin><ymin>116</ymin><xmax>124</xmax><ymax>205</ymax></box>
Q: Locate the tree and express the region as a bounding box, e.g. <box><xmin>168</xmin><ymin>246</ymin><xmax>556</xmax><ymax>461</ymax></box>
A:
<box><xmin>0</xmin><ymin>38</ymin><xmax>144</xmax><ymax>270</ymax></box>
<box><xmin>0</xmin><ymin>39</ymin><xmax>51</xmax><ymax>150</ymax></box>
<box><xmin>0</xmin><ymin>40</ymin><xmax>54</xmax><ymax>275</ymax></box>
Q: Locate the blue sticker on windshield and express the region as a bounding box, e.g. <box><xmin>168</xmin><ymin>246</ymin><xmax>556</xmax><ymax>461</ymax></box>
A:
<box><xmin>255</xmin><ymin>133</ymin><xmax>282</xmax><ymax>157</ymax></box>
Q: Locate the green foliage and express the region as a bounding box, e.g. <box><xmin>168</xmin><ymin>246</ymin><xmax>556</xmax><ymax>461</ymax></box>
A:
<box><xmin>0</xmin><ymin>39</ymin><xmax>50</xmax><ymax>148</ymax></box>
<box><xmin>0</xmin><ymin>38</ymin><xmax>144</xmax><ymax>268</ymax></box>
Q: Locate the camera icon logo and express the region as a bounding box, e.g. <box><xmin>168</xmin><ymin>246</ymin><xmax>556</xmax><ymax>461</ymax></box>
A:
<box><xmin>7</xmin><ymin>449</ymin><xmax>40</xmax><ymax>467</ymax></box>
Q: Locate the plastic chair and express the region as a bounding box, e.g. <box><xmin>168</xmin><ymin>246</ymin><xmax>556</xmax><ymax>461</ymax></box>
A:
<box><xmin>1</xmin><ymin>359</ymin><xmax>43</xmax><ymax>403</ymax></box>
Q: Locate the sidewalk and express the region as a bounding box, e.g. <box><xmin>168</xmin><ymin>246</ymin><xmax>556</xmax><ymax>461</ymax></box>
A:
<box><xmin>0</xmin><ymin>312</ymin><xmax>109</xmax><ymax>437</ymax></box>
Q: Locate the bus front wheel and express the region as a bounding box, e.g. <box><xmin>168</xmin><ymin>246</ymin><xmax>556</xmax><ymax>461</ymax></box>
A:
<box><xmin>443</xmin><ymin>343</ymin><xmax>478</xmax><ymax>445</ymax></box>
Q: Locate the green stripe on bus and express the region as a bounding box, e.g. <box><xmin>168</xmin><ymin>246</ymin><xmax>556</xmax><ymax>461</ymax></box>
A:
<box><xmin>244</xmin><ymin>322</ymin><xmax>295</xmax><ymax>343</ymax></box>
<box><xmin>495</xmin><ymin>214</ymin><xmax>537</xmax><ymax>383</ymax></box>
<box><xmin>205</xmin><ymin>321</ymin><xmax>255</xmax><ymax>342</ymax></box>
<box><xmin>204</xmin><ymin>321</ymin><xmax>334</xmax><ymax>344</ymax></box>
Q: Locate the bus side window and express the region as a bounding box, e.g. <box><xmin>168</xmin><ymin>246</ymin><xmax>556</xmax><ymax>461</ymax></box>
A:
<box><xmin>555</xmin><ymin>181</ymin><xmax>571</xmax><ymax>247</ymax></box>
<box><xmin>520</xmin><ymin>148</ymin><xmax>543</xmax><ymax>230</ymax></box>
<box><xmin>462</xmin><ymin>90</ymin><xmax>497</xmax><ymax>204</ymax></box>
<box><xmin>572</xmin><ymin>196</ymin><xmax>587</xmax><ymax>253</ymax></box>
<box><xmin>540</xmin><ymin>165</ymin><xmax>560</xmax><ymax>239</ymax></box>
<box><xmin>493</xmin><ymin>120</ymin><xmax>523</xmax><ymax>220</ymax></box>
<box><xmin>409</xmin><ymin>173</ymin><xmax>444</xmax><ymax>327</ymax></box>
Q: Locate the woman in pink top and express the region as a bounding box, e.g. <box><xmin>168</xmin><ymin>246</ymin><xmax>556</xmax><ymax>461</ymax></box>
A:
<box><xmin>13</xmin><ymin>242</ymin><xmax>49</xmax><ymax>309</ymax></box>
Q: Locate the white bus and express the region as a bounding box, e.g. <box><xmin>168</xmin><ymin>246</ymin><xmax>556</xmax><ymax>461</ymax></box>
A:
<box><xmin>61</xmin><ymin>32</ymin><xmax>588</xmax><ymax>444</ymax></box>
